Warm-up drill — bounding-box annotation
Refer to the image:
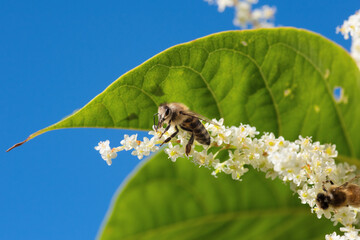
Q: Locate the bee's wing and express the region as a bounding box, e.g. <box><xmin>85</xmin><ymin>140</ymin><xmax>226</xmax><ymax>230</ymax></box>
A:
<box><xmin>180</xmin><ymin>110</ymin><xmax>220</xmax><ymax>126</ymax></box>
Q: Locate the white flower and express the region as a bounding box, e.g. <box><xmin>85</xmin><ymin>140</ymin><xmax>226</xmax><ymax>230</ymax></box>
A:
<box><xmin>337</xmin><ymin>10</ymin><xmax>360</xmax><ymax>40</ymax></box>
<box><xmin>229</xmin><ymin>124</ymin><xmax>259</xmax><ymax>148</ymax></box>
<box><xmin>94</xmin><ymin>140</ymin><xmax>117</xmax><ymax>166</ymax></box>
<box><xmin>204</xmin><ymin>0</ymin><xmax>235</xmax><ymax>12</ymax></box>
<box><xmin>331</xmin><ymin>207</ymin><xmax>358</xmax><ymax>226</ymax></box>
<box><xmin>341</xmin><ymin>226</ymin><xmax>360</xmax><ymax>240</ymax></box>
<box><xmin>234</xmin><ymin>1</ymin><xmax>251</xmax><ymax>28</ymax></box>
<box><xmin>130</xmin><ymin>136</ymin><xmax>160</xmax><ymax>160</ymax></box>
<box><xmin>164</xmin><ymin>143</ymin><xmax>185</xmax><ymax>162</ymax></box>
<box><xmin>120</xmin><ymin>134</ymin><xmax>138</xmax><ymax>150</ymax></box>
<box><xmin>212</xmin><ymin>162</ymin><xmax>226</xmax><ymax>177</ymax></box>
<box><xmin>206</xmin><ymin>118</ymin><xmax>232</xmax><ymax>145</ymax></box>
<box><xmin>337</xmin><ymin>10</ymin><xmax>360</xmax><ymax>68</ymax></box>
<box><xmin>223</xmin><ymin>159</ymin><xmax>248</xmax><ymax>180</ymax></box>
<box><xmin>192</xmin><ymin>150</ymin><xmax>217</xmax><ymax>168</ymax></box>
<box><xmin>261</xmin><ymin>5</ymin><xmax>276</xmax><ymax>19</ymax></box>
<box><xmin>325</xmin><ymin>232</ymin><xmax>345</xmax><ymax>240</ymax></box>
<box><xmin>217</xmin><ymin>0</ymin><xmax>235</xmax><ymax>12</ymax></box>
<box><xmin>95</xmin><ymin>140</ymin><xmax>111</xmax><ymax>155</ymax></box>
<box><xmin>213</xmin><ymin>128</ymin><xmax>232</xmax><ymax>145</ymax></box>
<box><xmin>177</xmin><ymin>130</ymin><xmax>190</xmax><ymax>146</ymax></box>
<box><xmin>205</xmin><ymin>0</ymin><xmax>276</xmax><ymax>29</ymax></box>
<box><xmin>205</xmin><ymin>118</ymin><xmax>225</xmax><ymax>135</ymax></box>
<box><xmin>297</xmin><ymin>184</ymin><xmax>316</xmax><ymax>206</ymax></box>
<box><xmin>101</xmin><ymin>151</ymin><xmax>117</xmax><ymax>166</ymax></box>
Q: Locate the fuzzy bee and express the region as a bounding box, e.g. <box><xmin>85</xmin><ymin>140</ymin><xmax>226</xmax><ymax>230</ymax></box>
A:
<box><xmin>154</xmin><ymin>103</ymin><xmax>218</xmax><ymax>155</ymax></box>
<box><xmin>316</xmin><ymin>176</ymin><xmax>360</xmax><ymax>210</ymax></box>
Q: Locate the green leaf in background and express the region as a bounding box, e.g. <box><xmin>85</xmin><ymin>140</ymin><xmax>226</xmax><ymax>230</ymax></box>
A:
<box><xmin>98</xmin><ymin>151</ymin><xmax>336</xmax><ymax>240</ymax></box>
<box><xmin>9</xmin><ymin>28</ymin><xmax>360</xmax><ymax>238</ymax></box>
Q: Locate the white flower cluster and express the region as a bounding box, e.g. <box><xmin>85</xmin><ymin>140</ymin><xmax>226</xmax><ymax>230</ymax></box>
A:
<box><xmin>94</xmin><ymin>126</ymin><xmax>183</xmax><ymax>164</ymax></box>
<box><xmin>337</xmin><ymin>10</ymin><xmax>360</xmax><ymax>69</ymax></box>
<box><xmin>94</xmin><ymin>133</ymin><xmax>159</xmax><ymax>165</ymax></box>
<box><xmin>326</xmin><ymin>227</ymin><xmax>360</xmax><ymax>240</ymax></box>
<box><xmin>95</xmin><ymin>119</ymin><xmax>360</xmax><ymax>239</ymax></box>
<box><xmin>204</xmin><ymin>0</ymin><xmax>276</xmax><ymax>28</ymax></box>
<box><xmin>94</xmin><ymin>140</ymin><xmax>117</xmax><ymax>166</ymax></box>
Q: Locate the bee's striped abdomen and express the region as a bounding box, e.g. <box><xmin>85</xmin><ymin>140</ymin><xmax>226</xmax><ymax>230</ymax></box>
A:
<box><xmin>181</xmin><ymin>117</ymin><xmax>210</xmax><ymax>145</ymax></box>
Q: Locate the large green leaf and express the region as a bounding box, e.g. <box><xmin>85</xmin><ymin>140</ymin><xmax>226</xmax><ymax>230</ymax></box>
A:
<box><xmin>99</xmin><ymin>151</ymin><xmax>336</xmax><ymax>240</ymax></box>
<box><xmin>93</xmin><ymin>28</ymin><xmax>359</xmax><ymax>239</ymax></box>
<box><xmin>9</xmin><ymin>28</ymin><xmax>360</xmax><ymax>162</ymax></box>
<box><xmin>9</xmin><ymin>28</ymin><xmax>360</xmax><ymax>238</ymax></box>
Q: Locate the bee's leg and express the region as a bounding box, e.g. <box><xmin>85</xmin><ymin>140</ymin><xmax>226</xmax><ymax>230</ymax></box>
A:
<box><xmin>322</xmin><ymin>182</ymin><xmax>328</xmax><ymax>192</ymax></box>
<box><xmin>160</xmin><ymin>126</ymin><xmax>179</xmax><ymax>146</ymax></box>
<box><xmin>185</xmin><ymin>132</ymin><xmax>195</xmax><ymax>156</ymax></box>
<box><xmin>339</xmin><ymin>175</ymin><xmax>360</xmax><ymax>188</ymax></box>
<box><xmin>347</xmin><ymin>175</ymin><xmax>360</xmax><ymax>184</ymax></box>
<box><xmin>153</xmin><ymin>113</ymin><xmax>158</xmax><ymax>130</ymax></box>
<box><xmin>325</xmin><ymin>176</ymin><xmax>334</xmax><ymax>185</ymax></box>
<box><xmin>160</xmin><ymin>120</ymin><xmax>172</xmax><ymax>138</ymax></box>
<box><xmin>322</xmin><ymin>177</ymin><xmax>334</xmax><ymax>192</ymax></box>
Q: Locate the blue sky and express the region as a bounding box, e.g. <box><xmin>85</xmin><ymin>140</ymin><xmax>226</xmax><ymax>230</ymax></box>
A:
<box><xmin>1</xmin><ymin>1</ymin><xmax>359</xmax><ymax>239</ymax></box>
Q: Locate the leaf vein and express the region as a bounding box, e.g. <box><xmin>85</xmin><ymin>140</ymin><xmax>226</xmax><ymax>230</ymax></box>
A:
<box><xmin>156</xmin><ymin>64</ymin><xmax>223</xmax><ymax>119</ymax></box>
<box><xmin>209</xmin><ymin>48</ymin><xmax>282</xmax><ymax>135</ymax></box>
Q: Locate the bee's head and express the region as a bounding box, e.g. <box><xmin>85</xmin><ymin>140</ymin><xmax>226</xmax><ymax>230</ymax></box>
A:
<box><xmin>155</xmin><ymin>104</ymin><xmax>172</xmax><ymax>130</ymax></box>
<box><xmin>316</xmin><ymin>193</ymin><xmax>331</xmax><ymax>210</ymax></box>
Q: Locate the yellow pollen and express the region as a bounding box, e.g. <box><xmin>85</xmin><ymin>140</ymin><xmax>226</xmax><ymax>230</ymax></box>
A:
<box><xmin>269</xmin><ymin>141</ymin><xmax>275</xmax><ymax>146</ymax></box>
<box><xmin>325</xmin><ymin>147</ymin><xmax>333</xmax><ymax>155</ymax></box>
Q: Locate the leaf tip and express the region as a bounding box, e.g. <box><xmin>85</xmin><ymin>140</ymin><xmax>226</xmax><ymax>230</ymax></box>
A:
<box><xmin>6</xmin><ymin>138</ymin><xmax>30</xmax><ymax>152</ymax></box>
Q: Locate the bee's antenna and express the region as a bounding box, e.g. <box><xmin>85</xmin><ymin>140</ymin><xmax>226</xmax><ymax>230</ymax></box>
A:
<box><xmin>153</xmin><ymin>113</ymin><xmax>158</xmax><ymax>130</ymax></box>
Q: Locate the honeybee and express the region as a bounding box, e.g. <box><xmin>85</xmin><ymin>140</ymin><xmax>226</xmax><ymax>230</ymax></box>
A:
<box><xmin>316</xmin><ymin>176</ymin><xmax>360</xmax><ymax>210</ymax></box>
<box><xmin>154</xmin><ymin>103</ymin><xmax>217</xmax><ymax>155</ymax></box>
